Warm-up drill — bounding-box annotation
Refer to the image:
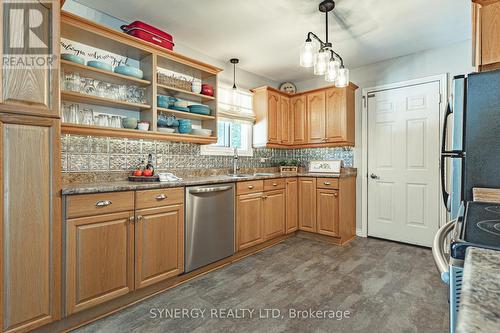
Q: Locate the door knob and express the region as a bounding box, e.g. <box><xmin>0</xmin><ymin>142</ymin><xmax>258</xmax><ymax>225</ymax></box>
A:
<box><xmin>370</xmin><ymin>173</ymin><xmax>380</xmax><ymax>179</ymax></box>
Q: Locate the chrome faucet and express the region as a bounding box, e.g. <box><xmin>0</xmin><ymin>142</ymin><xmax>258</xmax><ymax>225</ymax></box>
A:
<box><xmin>232</xmin><ymin>147</ymin><xmax>239</xmax><ymax>175</ymax></box>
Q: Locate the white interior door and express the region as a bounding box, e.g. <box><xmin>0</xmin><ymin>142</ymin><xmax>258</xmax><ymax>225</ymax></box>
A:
<box><xmin>367</xmin><ymin>81</ymin><xmax>441</xmax><ymax>247</ymax></box>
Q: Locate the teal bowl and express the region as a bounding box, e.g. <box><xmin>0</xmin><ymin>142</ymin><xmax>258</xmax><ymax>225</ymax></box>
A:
<box><xmin>87</xmin><ymin>60</ymin><xmax>113</xmax><ymax>72</ymax></box>
<box><xmin>114</xmin><ymin>65</ymin><xmax>144</xmax><ymax>79</ymax></box>
<box><xmin>61</xmin><ymin>53</ymin><xmax>85</xmax><ymax>65</ymax></box>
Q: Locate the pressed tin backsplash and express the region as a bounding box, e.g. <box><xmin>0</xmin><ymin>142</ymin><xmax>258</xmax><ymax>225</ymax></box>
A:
<box><xmin>61</xmin><ymin>135</ymin><xmax>354</xmax><ymax>173</ymax></box>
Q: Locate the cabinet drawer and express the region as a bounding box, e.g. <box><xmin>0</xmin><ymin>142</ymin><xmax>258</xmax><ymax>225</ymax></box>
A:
<box><xmin>263</xmin><ymin>178</ymin><xmax>286</xmax><ymax>191</ymax></box>
<box><xmin>66</xmin><ymin>191</ymin><xmax>134</xmax><ymax>219</ymax></box>
<box><xmin>135</xmin><ymin>188</ymin><xmax>184</xmax><ymax>209</ymax></box>
<box><xmin>237</xmin><ymin>180</ymin><xmax>264</xmax><ymax>195</ymax></box>
<box><xmin>316</xmin><ymin>178</ymin><xmax>339</xmax><ymax>190</ymax></box>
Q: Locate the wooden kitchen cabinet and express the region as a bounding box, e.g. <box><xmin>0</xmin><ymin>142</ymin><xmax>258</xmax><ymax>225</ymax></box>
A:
<box><xmin>316</xmin><ymin>189</ymin><xmax>340</xmax><ymax>237</ymax></box>
<box><xmin>0</xmin><ymin>114</ymin><xmax>61</xmax><ymax>333</ymax></box>
<box><xmin>263</xmin><ymin>189</ymin><xmax>286</xmax><ymax>240</ymax></box>
<box><xmin>307</xmin><ymin>91</ymin><xmax>326</xmax><ymax>143</ymax></box>
<box><xmin>291</xmin><ymin>95</ymin><xmax>307</xmax><ymax>144</ymax></box>
<box><xmin>286</xmin><ymin>178</ymin><xmax>299</xmax><ymax>234</ymax></box>
<box><xmin>236</xmin><ymin>192</ymin><xmax>264</xmax><ymax>250</ymax></box>
<box><xmin>135</xmin><ymin>204</ymin><xmax>184</xmax><ymax>289</ymax></box>
<box><xmin>252</xmin><ymin>84</ymin><xmax>357</xmax><ymax>148</ymax></box>
<box><xmin>298</xmin><ymin>178</ymin><xmax>317</xmax><ymax>232</ymax></box>
<box><xmin>66</xmin><ymin>210</ymin><xmax>135</xmax><ymax>315</ymax></box>
<box><xmin>0</xmin><ymin>1</ymin><xmax>60</xmax><ymax>118</ymax></box>
<box><xmin>472</xmin><ymin>0</ymin><xmax>500</xmax><ymax>71</ymax></box>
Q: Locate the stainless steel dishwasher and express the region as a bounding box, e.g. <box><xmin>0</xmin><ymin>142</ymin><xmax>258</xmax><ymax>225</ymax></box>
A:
<box><xmin>185</xmin><ymin>183</ymin><xmax>235</xmax><ymax>272</ymax></box>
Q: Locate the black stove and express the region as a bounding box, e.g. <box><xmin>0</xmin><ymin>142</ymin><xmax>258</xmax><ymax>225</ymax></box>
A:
<box><xmin>451</xmin><ymin>201</ymin><xmax>500</xmax><ymax>260</ymax></box>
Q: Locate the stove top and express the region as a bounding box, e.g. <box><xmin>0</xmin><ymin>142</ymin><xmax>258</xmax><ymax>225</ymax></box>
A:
<box><xmin>451</xmin><ymin>201</ymin><xmax>500</xmax><ymax>260</ymax></box>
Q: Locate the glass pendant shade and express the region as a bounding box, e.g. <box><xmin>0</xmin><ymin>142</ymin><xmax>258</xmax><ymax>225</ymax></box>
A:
<box><xmin>300</xmin><ymin>40</ymin><xmax>315</xmax><ymax>68</ymax></box>
<box><xmin>231</xmin><ymin>87</ymin><xmax>240</xmax><ymax>110</ymax></box>
<box><xmin>336</xmin><ymin>67</ymin><xmax>349</xmax><ymax>87</ymax></box>
<box><xmin>313</xmin><ymin>49</ymin><xmax>329</xmax><ymax>75</ymax></box>
<box><xmin>325</xmin><ymin>58</ymin><xmax>340</xmax><ymax>82</ymax></box>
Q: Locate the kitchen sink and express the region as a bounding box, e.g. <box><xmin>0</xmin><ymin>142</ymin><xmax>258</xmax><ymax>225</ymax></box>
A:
<box><xmin>227</xmin><ymin>174</ymin><xmax>253</xmax><ymax>178</ymax></box>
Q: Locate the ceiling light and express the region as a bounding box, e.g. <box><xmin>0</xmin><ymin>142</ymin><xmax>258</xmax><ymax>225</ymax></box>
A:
<box><xmin>299</xmin><ymin>0</ymin><xmax>349</xmax><ymax>87</ymax></box>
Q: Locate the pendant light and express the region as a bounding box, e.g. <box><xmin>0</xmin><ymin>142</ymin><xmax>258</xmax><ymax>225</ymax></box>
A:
<box><xmin>299</xmin><ymin>0</ymin><xmax>349</xmax><ymax>87</ymax></box>
<box><xmin>230</xmin><ymin>58</ymin><xmax>240</xmax><ymax>109</ymax></box>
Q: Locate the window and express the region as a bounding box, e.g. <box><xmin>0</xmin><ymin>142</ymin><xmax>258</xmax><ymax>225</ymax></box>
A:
<box><xmin>201</xmin><ymin>86</ymin><xmax>255</xmax><ymax>156</ymax></box>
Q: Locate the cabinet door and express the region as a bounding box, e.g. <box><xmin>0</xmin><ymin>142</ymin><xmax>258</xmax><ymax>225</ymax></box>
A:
<box><xmin>325</xmin><ymin>88</ymin><xmax>346</xmax><ymax>142</ymax></box>
<box><xmin>0</xmin><ymin>1</ymin><xmax>60</xmax><ymax>117</ymax></box>
<box><xmin>291</xmin><ymin>95</ymin><xmax>307</xmax><ymax>144</ymax></box>
<box><xmin>286</xmin><ymin>178</ymin><xmax>298</xmax><ymax>234</ymax></box>
<box><xmin>66</xmin><ymin>211</ymin><xmax>134</xmax><ymax>315</ymax></box>
<box><xmin>481</xmin><ymin>2</ymin><xmax>500</xmax><ymax>68</ymax></box>
<box><xmin>135</xmin><ymin>205</ymin><xmax>184</xmax><ymax>289</ymax></box>
<box><xmin>307</xmin><ymin>91</ymin><xmax>326</xmax><ymax>143</ymax></box>
<box><xmin>236</xmin><ymin>192</ymin><xmax>264</xmax><ymax>250</ymax></box>
<box><xmin>280</xmin><ymin>96</ymin><xmax>290</xmax><ymax>144</ymax></box>
<box><xmin>0</xmin><ymin>114</ymin><xmax>61</xmax><ymax>333</ymax></box>
<box><xmin>298</xmin><ymin>178</ymin><xmax>317</xmax><ymax>232</ymax></box>
<box><xmin>267</xmin><ymin>91</ymin><xmax>281</xmax><ymax>143</ymax></box>
<box><xmin>263</xmin><ymin>189</ymin><xmax>286</xmax><ymax>240</ymax></box>
<box><xmin>317</xmin><ymin>189</ymin><xmax>340</xmax><ymax>237</ymax></box>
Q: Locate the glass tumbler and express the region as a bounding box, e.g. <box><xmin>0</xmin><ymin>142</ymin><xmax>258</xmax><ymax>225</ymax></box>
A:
<box><xmin>82</xmin><ymin>108</ymin><xmax>94</xmax><ymax>125</ymax></box>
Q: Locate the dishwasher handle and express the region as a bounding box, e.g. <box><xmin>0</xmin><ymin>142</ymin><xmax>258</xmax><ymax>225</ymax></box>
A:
<box><xmin>432</xmin><ymin>219</ymin><xmax>456</xmax><ymax>284</ymax></box>
<box><xmin>189</xmin><ymin>185</ymin><xmax>233</xmax><ymax>194</ymax></box>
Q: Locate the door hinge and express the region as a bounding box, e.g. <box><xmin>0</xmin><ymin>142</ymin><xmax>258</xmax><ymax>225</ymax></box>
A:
<box><xmin>367</xmin><ymin>93</ymin><xmax>376</xmax><ymax>98</ymax></box>
<box><xmin>439</xmin><ymin>93</ymin><xmax>443</xmax><ymax>104</ymax></box>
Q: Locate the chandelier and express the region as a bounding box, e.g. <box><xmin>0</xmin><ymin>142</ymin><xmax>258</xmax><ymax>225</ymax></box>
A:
<box><xmin>299</xmin><ymin>0</ymin><xmax>349</xmax><ymax>87</ymax></box>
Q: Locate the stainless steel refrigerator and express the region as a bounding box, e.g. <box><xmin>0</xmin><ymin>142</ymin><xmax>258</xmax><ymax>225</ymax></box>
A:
<box><xmin>441</xmin><ymin>69</ymin><xmax>500</xmax><ymax>218</ymax></box>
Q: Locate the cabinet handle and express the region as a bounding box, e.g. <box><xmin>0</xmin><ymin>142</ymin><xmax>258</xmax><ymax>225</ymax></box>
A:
<box><xmin>262</xmin><ymin>195</ymin><xmax>268</xmax><ymax>200</ymax></box>
<box><xmin>273</xmin><ymin>183</ymin><xmax>278</xmax><ymax>186</ymax></box>
<box><xmin>129</xmin><ymin>216</ymin><xmax>135</xmax><ymax>223</ymax></box>
<box><xmin>137</xmin><ymin>215</ymin><xmax>143</xmax><ymax>221</ymax></box>
<box><xmin>324</xmin><ymin>182</ymin><xmax>331</xmax><ymax>185</ymax></box>
<box><xmin>155</xmin><ymin>194</ymin><xmax>167</xmax><ymax>200</ymax></box>
<box><xmin>248</xmin><ymin>185</ymin><xmax>254</xmax><ymax>189</ymax></box>
<box><xmin>334</xmin><ymin>192</ymin><xmax>338</xmax><ymax>197</ymax></box>
<box><xmin>95</xmin><ymin>200</ymin><xmax>112</xmax><ymax>207</ymax></box>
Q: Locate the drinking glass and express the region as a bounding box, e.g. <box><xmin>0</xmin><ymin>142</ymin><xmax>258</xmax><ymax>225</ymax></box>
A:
<box><xmin>118</xmin><ymin>85</ymin><xmax>127</xmax><ymax>101</ymax></box>
<box><xmin>70</xmin><ymin>72</ymin><xmax>81</xmax><ymax>92</ymax></box>
<box><xmin>111</xmin><ymin>115</ymin><xmax>122</xmax><ymax>128</ymax></box>
<box><xmin>82</xmin><ymin>78</ymin><xmax>96</xmax><ymax>95</ymax></box>
<box><xmin>68</xmin><ymin>104</ymin><xmax>79</xmax><ymax>124</ymax></box>
<box><xmin>97</xmin><ymin>114</ymin><xmax>109</xmax><ymax>127</ymax></box>
<box><xmin>96</xmin><ymin>81</ymin><xmax>108</xmax><ymax>98</ymax></box>
<box><xmin>82</xmin><ymin>108</ymin><xmax>94</xmax><ymax>125</ymax></box>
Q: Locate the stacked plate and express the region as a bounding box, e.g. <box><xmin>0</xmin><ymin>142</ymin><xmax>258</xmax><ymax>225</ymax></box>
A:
<box><xmin>188</xmin><ymin>104</ymin><xmax>211</xmax><ymax>115</ymax></box>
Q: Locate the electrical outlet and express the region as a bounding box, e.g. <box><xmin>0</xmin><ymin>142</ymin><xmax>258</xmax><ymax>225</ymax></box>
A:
<box><xmin>260</xmin><ymin>158</ymin><xmax>267</xmax><ymax>163</ymax></box>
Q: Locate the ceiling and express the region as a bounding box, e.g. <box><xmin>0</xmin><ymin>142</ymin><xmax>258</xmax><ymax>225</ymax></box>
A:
<box><xmin>76</xmin><ymin>0</ymin><xmax>471</xmax><ymax>83</ymax></box>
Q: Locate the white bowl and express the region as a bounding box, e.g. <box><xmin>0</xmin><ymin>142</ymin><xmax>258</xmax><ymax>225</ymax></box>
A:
<box><xmin>158</xmin><ymin>127</ymin><xmax>175</xmax><ymax>133</ymax></box>
<box><xmin>191</xmin><ymin>128</ymin><xmax>212</xmax><ymax>136</ymax></box>
<box><xmin>138</xmin><ymin>122</ymin><xmax>150</xmax><ymax>131</ymax></box>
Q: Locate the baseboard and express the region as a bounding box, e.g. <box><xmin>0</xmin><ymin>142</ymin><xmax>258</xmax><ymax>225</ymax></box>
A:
<box><xmin>356</xmin><ymin>227</ymin><xmax>365</xmax><ymax>237</ymax></box>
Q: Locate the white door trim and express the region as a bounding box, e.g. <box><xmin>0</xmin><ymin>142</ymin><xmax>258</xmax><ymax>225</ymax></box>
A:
<box><xmin>360</xmin><ymin>74</ymin><xmax>449</xmax><ymax>238</ymax></box>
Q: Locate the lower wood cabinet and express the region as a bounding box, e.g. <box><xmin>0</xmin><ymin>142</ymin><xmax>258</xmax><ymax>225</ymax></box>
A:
<box><xmin>0</xmin><ymin>114</ymin><xmax>61</xmax><ymax>333</ymax></box>
<box><xmin>236</xmin><ymin>192</ymin><xmax>264</xmax><ymax>250</ymax></box>
<box><xmin>298</xmin><ymin>178</ymin><xmax>317</xmax><ymax>232</ymax></box>
<box><xmin>263</xmin><ymin>189</ymin><xmax>286</xmax><ymax>240</ymax></box>
<box><xmin>66</xmin><ymin>211</ymin><xmax>135</xmax><ymax>315</ymax></box>
<box><xmin>316</xmin><ymin>189</ymin><xmax>340</xmax><ymax>237</ymax></box>
<box><xmin>135</xmin><ymin>204</ymin><xmax>184</xmax><ymax>289</ymax></box>
<box><xmin>285</xmin><ymin>178</ymin><xmax>299</xmax><ymax>234</ymax></box>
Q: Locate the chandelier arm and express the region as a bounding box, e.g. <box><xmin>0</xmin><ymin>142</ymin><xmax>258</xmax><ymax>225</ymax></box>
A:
<box><xmin>306</xmin><ymin>32</ymin><xmax>326</xmax><ymax>48</ymax></box>
<box><xmin>329</xmin><ymin>49</ymin><xmax>344</xmax><ymax>67</ymax></box>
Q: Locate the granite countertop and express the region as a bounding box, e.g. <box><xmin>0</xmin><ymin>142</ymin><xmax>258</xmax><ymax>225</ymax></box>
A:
<box><xmin>62</xmin><ymin>169</ymin><xmax>357</xmax><ymax>195</ymax></box>
<box><xmin>456</xmin><ymin>247</ymin><xmax>500</xmax><ymax>333</ymax></box>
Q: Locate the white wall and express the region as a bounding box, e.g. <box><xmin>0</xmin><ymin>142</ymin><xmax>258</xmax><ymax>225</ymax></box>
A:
<box><xmin>64</xmin><ymin>0</ymin><xmax>279</xmax><ymax>91</ymax></box>
<box><xmin>296</xmin><ymin>40</ymin><xmax>474</xmax><ymax>231</ymax></box>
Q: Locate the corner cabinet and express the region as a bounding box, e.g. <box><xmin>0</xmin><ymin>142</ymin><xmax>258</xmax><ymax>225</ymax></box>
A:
<box><xmin>0</xmin><ymin>114</ymin><xmax>61</xmax><ymax>333</ymax></box>
<box><xmin>252</xmin><ymin>84</ymin><xmax>357</xmax><ymax>148</ymax></box>
<box><xmin>472</xmin><ymin>0</ymin><xmax>500</xmax><ymax>71</ymax></box>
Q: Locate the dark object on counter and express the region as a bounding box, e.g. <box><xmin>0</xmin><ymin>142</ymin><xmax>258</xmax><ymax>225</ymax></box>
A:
<box><xmin>121</xmin><ymin>21</ymin><xmax>174</xmax><ymax>50</ymax></box>
<box><xmin>128</xmin><ymin>175</ymin><xmax>160</xmax><ymax>182</ymax></box>
<box><xmin>145</xmin><ymin>154</ymin><xmax>155</xmax><ymax>174</ymax></box>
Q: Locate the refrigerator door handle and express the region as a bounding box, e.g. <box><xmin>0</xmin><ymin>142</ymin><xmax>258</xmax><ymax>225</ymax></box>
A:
<box><xmin>441</xmin><ymin>154</ymin><xmax>451</xmax><ymax>211</ymax></box>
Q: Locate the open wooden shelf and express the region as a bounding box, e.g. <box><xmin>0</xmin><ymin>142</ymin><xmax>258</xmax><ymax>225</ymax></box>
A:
<box><xmin>157</xmin><ymin>107</ymin><xmax>215</xmax><ymax>121</ymax></box>
<box><xmin>61</xmin><ymin>60</ymin><xmax>151</xmax><ymax>87</ymax></box>
<box><xmin>157</xmin><ymin>84</ymin><xmax>215</xmax><ymax>102</ymax></box>
<box><xmin>61</xmin><ymin>91</ymin><xmax>151</xmax><ymax>111</ymax></box>
<box><xmin>61</xmin><ymin>123</ymin><xmax>218</xmax><ymax>144</ymax></box>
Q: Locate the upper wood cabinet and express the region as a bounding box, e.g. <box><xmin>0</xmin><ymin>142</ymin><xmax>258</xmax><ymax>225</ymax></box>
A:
<box><xmin>307</xmin><ymin>91</ymin><xmax>326</xmax><ymax>144</ymax></box>
<box><xmin>291</xmin><ymin>95</ymin><xmax>307</xmax><ymax>144</ymax></box>
<box><xmin>0</xmin><ymin>114</ymin><xmax>61</xmax><ymax>333</ymax></box>
<box><xmin>0</xmin><ymin>1</ymin><xmax>60</xmax><ymax>117</ymax></box>
<box><xmin>472</xmin><ymin>0</ymin><xmax>500</xmax><ymax>71</ymax></box>
<box><xmin>252</xmin><ymin>84</ymin><xmax>357</xmax><ymax>148</ymax></box>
